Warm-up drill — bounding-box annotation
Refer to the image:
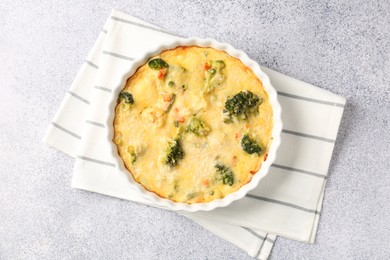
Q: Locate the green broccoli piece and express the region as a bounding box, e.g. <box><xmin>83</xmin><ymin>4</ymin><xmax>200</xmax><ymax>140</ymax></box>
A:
<box><xmin>148</xmin><ymin>58</ymin><xmax>169</xmax><ymax>70</ymax></box>
<box><xmin>224</xmin><ymin>90</ymin><xmax>261</xmax><ymax>121</ymax></box>
<box><xmin>118</xmin><ymin>92</ymin><xmax>134</xmax><ymax>104</ymax></box>
<box><xmin>173</xmin><ymin>180</ymin><xmax>180</xmax><ymax>192</ymax></box>
<box><xmin>127</xmin><ymin>146</ymin><xmax>137</xmax><ymax>164</ymax></box>
<box><xmin>208</xmin><ymin>68</ymin><xmax>216</xmax><ymax>76</ymax></box>
<box><xmin>241</xmin><ymin>134</ymin><xmax>262</xmax><ymax>155</ymax></box>
<box><xmin>204</xmin><ymin>60</ymin><xmax>226</xmax><ymax>93</ymax></box>
<box><xmin>168</xmin><ymin>81</ymin><xmax>175</xmax><ymax>87</ymax></box>
<box><xmin>215</xmin><ymin>164</ymin><xmax>234</xmax><ymax>186</ymax></box>
<box><xmin>186</xmin><ymin>117</ymin><xmax>211</xmax><ymax>136</ymax></box>
<box><xmin>186</xmin><ymin>192</ymin><xmax>196</xmax><ymax>199</ymax></box>
<box><xmin>211</xmin><ymin>60</ymin><xmax>225</xmax><ymax>70</ymax></box>
<box><xmin>164</xmin><ymin>93</ymin><xmax>176</xmax><ymax>112</ymax></box>
<box><xmin>164</xmin><ymin>138</ymin><xmax>184</xmax><ymax>167</ymax></box>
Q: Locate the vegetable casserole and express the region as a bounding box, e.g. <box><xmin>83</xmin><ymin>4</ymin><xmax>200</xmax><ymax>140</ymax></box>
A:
<box><xmin>113</xmin><ymin>46</ymin><xmax>273</xmax><ymax>203</ymax></box>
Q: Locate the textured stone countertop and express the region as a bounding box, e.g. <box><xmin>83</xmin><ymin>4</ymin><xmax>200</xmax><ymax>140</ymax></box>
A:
<box><xmin>1</xmin><ymin>1</ymin><xmax>389</xmax><ymax>259</ymax></box>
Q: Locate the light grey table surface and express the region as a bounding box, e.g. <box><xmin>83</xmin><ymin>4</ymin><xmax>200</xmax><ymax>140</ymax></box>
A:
<box><xmin>1</xmin><ymin>1</ymin><xmax>389</xmax><ymax>259</ymax></box>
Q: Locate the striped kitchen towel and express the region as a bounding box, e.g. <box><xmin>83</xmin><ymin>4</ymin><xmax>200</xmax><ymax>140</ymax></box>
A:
<box><xmin>43</xmin><ymin>9</ymin><xmax>345</xmax><ymax>259</ymax></box>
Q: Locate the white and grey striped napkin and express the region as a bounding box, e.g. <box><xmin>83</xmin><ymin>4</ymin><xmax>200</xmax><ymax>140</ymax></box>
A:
<box><xmin>44</xmin><ymin>10</ymin><xmax>345</xmax><ymax>259</ymax></box>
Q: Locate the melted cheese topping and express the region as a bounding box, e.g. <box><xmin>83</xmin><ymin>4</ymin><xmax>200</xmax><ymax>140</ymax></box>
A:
<box><xmin>114</xmin><ymin>46</ymin><xmax>273</xmax><ymax>203</ymax></box>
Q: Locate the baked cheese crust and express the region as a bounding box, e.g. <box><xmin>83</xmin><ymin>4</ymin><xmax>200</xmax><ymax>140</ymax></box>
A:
<box><xmin>114</xmin><ymin>46</ymin><xmax>273</xmax><ymax>203</ymax></box>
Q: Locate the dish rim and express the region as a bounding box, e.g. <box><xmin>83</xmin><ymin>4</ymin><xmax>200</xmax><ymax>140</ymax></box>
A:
<box><xmin>106</xmin><ymin>37</ymin><xmax>283</xmax><ymax>212</ymax></box>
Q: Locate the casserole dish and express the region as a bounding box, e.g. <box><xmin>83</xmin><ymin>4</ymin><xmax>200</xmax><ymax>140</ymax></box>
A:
<box><xmin>107</xmin><ymin>37</ymin><xmax>282</xmax><ymax>212</ymax></box>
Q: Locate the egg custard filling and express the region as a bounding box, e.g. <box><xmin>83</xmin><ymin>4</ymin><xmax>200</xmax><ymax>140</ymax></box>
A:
<box><xmin>113</xmin><ymin>46</ymin><xmax>273</xmax><ymax>203</ymax></box>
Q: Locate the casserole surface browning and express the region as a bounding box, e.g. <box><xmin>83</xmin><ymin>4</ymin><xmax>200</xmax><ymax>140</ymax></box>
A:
<box><xmin>114</xmin><ymin>46</ymin><xmax>273</xmax><ymax>203</ymax></box>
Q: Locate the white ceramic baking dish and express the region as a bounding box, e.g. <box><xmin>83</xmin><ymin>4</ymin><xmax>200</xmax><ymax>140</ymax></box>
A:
<box><xmin>106</xmin><ymin>37</ymin><xmax>282</xmax><ymax>212</ymax></box>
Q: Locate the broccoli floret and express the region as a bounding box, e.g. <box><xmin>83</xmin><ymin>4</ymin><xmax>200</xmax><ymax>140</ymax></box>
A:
<box><xmin>215</xmin><ymin>164</ymin><xmax>234</xmax><ymax>186</ymax></box>
<box><xmin>148</xmin><ymin>58</ymin><xmax>169</xmax><ymax>70</ymax></box>
<box><xmin>204</xmin><ymin>60</ymin><xmax>226</xmax><ymax>93</ymax></box>
<box><xmin>224</xmin><ymin>90</ymin><xmax>261</xmax><ymax>121</ymax></box>
<box><xmin>241</xmin><ymin>134</ymin><xmax>262</xmax><ymax>155</ymax></box>
<box><xmin>127</xmin><ymin>146</ymin><xmax>137</xmax><ymax>164</ymax></box>
<box><xmin>168</xmin><ymin>81</ymin><xmax>175</xmax><ymax>87</ymax></box>
<box><xmin>186</xmin><ymin>117</ymin><xmax>210</xmax><ymax>136</ymax></box>
<box><xmin>211</xmin><ymin>60</ymin><xmax>225</xmax><ymax>70</ymax></box>
<box><xmin>164</xmin><ymin>138</ymin><xmax>184</xmax><ymax>167</ymax></box>
<box><xmin>118</xmin><ymin>92</ymin><xmax>134</xmax><ymax>104</ymax></box>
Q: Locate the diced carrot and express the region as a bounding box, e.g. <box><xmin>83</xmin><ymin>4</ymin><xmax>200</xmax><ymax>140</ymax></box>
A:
<box><xmin>264</xmin><ymin>153</ymin><xmax>268</xmax><ymax>161</ymax></box>
<box><xmin>235</xmin><ymin>133</ymin><xmax>240</xmax><ymax>139</ymax></box>
<box><xmin>177</xmin><ymin>116</ymin><xmax>185</xmax><ymax>123</ymax></box>
<box><xmin>250</xmin><ymin>170</ymin><xmax>256</xmax><ymax>175</ymax></box>
<box><xmin>163</xmin><ymin>93</ymin><xmax>171</xmax><ymax>102</ymax></box>
<box><xmin>202</xmin><ymin>179</ymin><xmax>209</xmax><ymax>186</ymax></box>
<box><xmin>158</xmin><ymin>68</ymin><xmax>167</xmax><ymax>79</ymax></box>
<box><xmin>245</xmin><ymin>123</ymin><xmax>250</xmax><ymax>129</ymax></box>
<box><xmin>204</xmin><ymin>63</ymin><xmax>211</xmax><ymax>70</ymax></box>
<box><xmin>174</xmin><ymin>107</ymin><xmax>179</xmax><ymax>113</ymax></box>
